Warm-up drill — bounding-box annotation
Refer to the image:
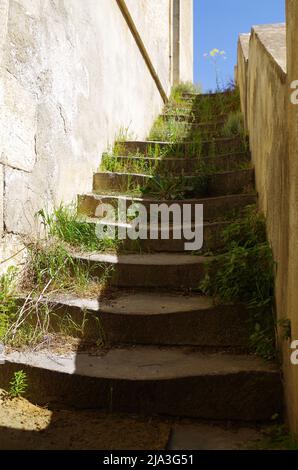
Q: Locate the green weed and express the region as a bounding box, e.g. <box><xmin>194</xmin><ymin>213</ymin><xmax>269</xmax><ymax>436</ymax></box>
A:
<box><xmin>200</xmin><ymin>206</ymin><xmax>276</xmax><ymax>360</ymax></box>
<box><xmin>249</xmin><ymin>425</ymin><xmax>298</xmax><ymax>450</ymax></box>
<box><xmin>9</xmin><ymin>370</ymin><xmax>28</xmax><ymax>398</ymax></box>
<box><xmin>38</xmin><ymin>206</ymin><xmax>119</xmax><ymax>253</ymax></box>
<box><xmin>222</xmin><ymin>111</ymin><xmax>245</xmax><ymax>137</ymax></box>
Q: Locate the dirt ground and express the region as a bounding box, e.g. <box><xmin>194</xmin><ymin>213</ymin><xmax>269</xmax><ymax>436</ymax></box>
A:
<box><xmin>0</xmin><ymin>389</ymin><xmax>288</xmax><ymax>450</ymax></box>
<box><xmin>0</xmin><ymin>390</ymin><xmax>171</xmax><ymax>450</ymax></box>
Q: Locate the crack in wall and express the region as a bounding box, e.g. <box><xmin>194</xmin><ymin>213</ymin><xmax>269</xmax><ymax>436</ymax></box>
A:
<box><xmin>58</xmin><ymin>104</ymin><xmax>68</xmax><ymax>134</ymax></box>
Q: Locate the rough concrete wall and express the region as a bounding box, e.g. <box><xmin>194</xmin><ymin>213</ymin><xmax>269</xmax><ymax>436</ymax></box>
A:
<box><xmin>246</xmin><ymin>26</ymin><xmax>289</xmax><ymax>350</ymax></box>
<box><xmin>237</xmin><ymin>23</ymin><xmax>298</xmax><ymax>430</ymax></box>
<box><xmin>179</xmin><ymin>0</ymin><xmax>193</xmax><ymax>82</ymax></box>
<box><xmin>285</xmin><ymin>0</ymin><xmax>298</xmax><ymax>433</ymax></box>
<box><xmin>0</xmin><ymin>0</ymin><xmax>193</xmax><ymax>268</ymax></box>
<box><xmin>237</xmin><ymin>34</ymin><xmax>250</xmax><ymax>130</ymax></box>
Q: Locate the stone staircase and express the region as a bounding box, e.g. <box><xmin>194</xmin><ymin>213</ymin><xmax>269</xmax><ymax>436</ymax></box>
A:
<box><xmin>1</xmin><ymin>90</ymin><xmax>282</xmax><ymax>428</ymax></box>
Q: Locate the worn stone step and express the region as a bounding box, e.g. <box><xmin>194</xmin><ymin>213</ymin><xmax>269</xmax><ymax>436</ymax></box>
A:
<box><xmin>72</xmin><ymin>252</ymin><xmax>208</xmax><ymax>289</ymax></box>
<box><xmin>84</xmin><ymin>219</ymin><xmax>228</xmax><ymax>253</ymax></box>
<box><xmin>78</xmin><ymin>193</ymin><xmax>257</xmax><ymax>222</ymax></box>
<box><xmin>29</xmin><ymin>292</ymin><xmax>251</xmax><ymax>348</ymax></box>
<box><xmin>93</xmin><ymin>169</ymin><xmax>254</xmax><ymax>197</ymax></box>
<box><xmin>118</xmin><ymin>137</ymin><xmax>247</xmax><ymax>157</ymax></box>
<box><xmin>0</xmin><ymin>348</ymin><xmax>282</xmax><ymax>421</ymax></box>
<box><xmin>105</xmin><ymin>152</ymin><xmax>251</xmax><ymax>175</ymax></box>
<box><xmin>168</xmin><ymin>422</ymin><xmax>268</xmax><ymax>450</ymax></box>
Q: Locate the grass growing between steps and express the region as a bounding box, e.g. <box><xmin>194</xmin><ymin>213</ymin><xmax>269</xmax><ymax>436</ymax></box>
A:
<box><xmin>140</xmin><ymin>171</ymin><xmax>213</xmax><ymax>199</ymax></box>
<box><xmin>101</xmin><ymin>151</ymin><xmax>159</xmax><ymax>175</ymax></box>
<box><xmin>164</xmin><ymin>81</ymin><xmax>240</xmax><ymax>121</ymax></box>
<box><xmin>39</xmin><ymin>205</ymin><xmax>145</xmax><ymax>254</ymax></box>
<box><xmin>0</xmin><ymin>207</ymin><xmax>115</xmax><ymax>349</ymax></box>
<box><xmin>0</xmin><ymin>249</ymin><xmax>108</xmax><ymax>349</ymax></box>
<box><xmin>222</xmin><ymin>111</ymin><xmax>245</xmax><ymax>138</ymax></box>
<box><xmin>200</xmin><ymin>206</ymin><xmax>277</xmax><ymax>360</ymax></box>
<box><xmin>39</xmin><ymin>206</ymin><xmax>119</xmax><ymax>253</ymax></box>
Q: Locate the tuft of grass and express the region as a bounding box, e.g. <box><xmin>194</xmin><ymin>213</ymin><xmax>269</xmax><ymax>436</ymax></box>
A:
<box><xmin>38</xmin><ymin>206</ymin><xmax>119</xmax><ymax>253</ymax></box>
<box><xmin>148</xmin><ymin>117</ymin><xmax>190</xmax><ymax>142</ymax></box>
<box><xmin>101</xmin><ymin>151</ymin><xmax>157</xmax><ymax>175</ymax></box>
<box><xmin>170</xmin><ymin>82</ymin><xmax>202</xmax><ymax>102</ymax></box>
<box><xmin>9</xmin><ymin>370</ymin><xmax>28</xmax><ymax>398</ymax></box>
<box><xmin>0</xmin><ymin>268</ymin><xmax>18</xmax><ymax>340</ymax></box>
<box><xmin>220</xmin><ymin>205</ymin><xmax>267</xmax><ymax>250</ymax></box>
<box><xmin>142</xmin><ymin>173</ymin><xmax>211</xmax><ymax>200</ymax></box>
<box><xmin>24</xmin><ymin>241</ymin><xmax>112</xmax><ymax>296</ymax></box>
<box><xmin>222</xmin><ymin>111</ymin><xmax>245</xmax><ymax>137</ymax></box>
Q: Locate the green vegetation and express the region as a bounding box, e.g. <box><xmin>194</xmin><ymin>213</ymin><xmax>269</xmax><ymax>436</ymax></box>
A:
<box><xmin>141</xmin><ymin>173</ymin><xmax>211</xmax><ymax>199</ymax></box>
<box><xmin>25</xmin><ymin>241</ymin><xmax>110</xmax><ymax>295</ymax></box>
<box><xmin>249</xmin><ymin>425</ymin><xmax>298</xmax><ymax>450</ymax></box>
<box><xmin>0</xmin><ymin>205</ymin><xmax>115</xmax><ymax>348</ymax></box>
<box><xmin>148</xmin><ymin>116</ymin><xmax>190</xmax><ymax>142</ymax></box>
<box><xmin>222</xmin><ymin>111</ymin><xmax>245</xmax><ymax>137</ymax></box>
<box><xmin>0</xmin><ymin>251</ymin><xmax>108</xmax><ymax>348</ymax></box>
<box><xmin>200</xmin><ymin>206</ymin><xmax>277</xmax><ymax>360</ymax></box>
<box><xmin>9</xmin><ymin>371</ymin><xmax>28</xmax><ymax>398</ymax></box>
<box><xmin>101</xmin><ymin>151</ymin><xmax>158</xmax><ymax>175</ymax></box>
<box><xmin>39</xmin><ymin>206</ymin><xmax>119</xmax><ymax>253</ymax></box>
<box><xmin>0</xmin><ymin>268</ymin><xmax>18</xmax><ymax>340</ymax></box>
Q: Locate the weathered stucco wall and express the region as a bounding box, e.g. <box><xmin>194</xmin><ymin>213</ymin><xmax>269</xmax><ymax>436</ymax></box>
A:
<box><xmin>125</xmin><ymin>0</ymin><xmax>172</xmax><ymax>93</ymax></box>
<box><xmin>0</xmin><ymin>0</ymin><xmax>193</xmax><ymax>271</ymax></box>
<box><xmin>237</xmin><ymin>19</ymin><xmax>298</xmax><ymax>433</ymax></box>
<box><xmin>179</xmin><ymin>0</ymin><xmax>193</xmax><ymax>83</ymax></box>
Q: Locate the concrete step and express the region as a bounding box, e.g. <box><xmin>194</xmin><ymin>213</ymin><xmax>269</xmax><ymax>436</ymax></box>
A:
<box><xmin>0</xmin><ymin>347</ymin><xmax>282</xmax><ymax>421</ymax></box>
<box><xmin>71</xmin><ymin>252</ymin><xmax>209</xmax><ymax>289</ymax></box>
<box><xmin>29</xmin><ymin>292</ymin><xmax>251</xmax><ymax>348</ymax></box>
<box><xmin>93</xmin><ymin>169</ymin><xmax>255</xmax><ymax>197</ymax></box>
<box><xmin>118</xmin><ymin>137</ymin><xmax>247</xmax><ymax>157</ymax></box>
<box><xmin>104</xmin><ymin>152</ymin><xmax>251</xmax><ymax>175</ymax></box>
<box><xmin>78</xmin><ymin>192</ymin><xmax>257</xmax><ymax>222</ymax></box>
<box><xmin>168</xmin><ymin>422</ymin><xmax>268</xmax><ymax>450</ymax></box>
<box><xmin>84</xmin><ymin>219</ymin><xmax>228</xmax><ymax>253</ymax></box>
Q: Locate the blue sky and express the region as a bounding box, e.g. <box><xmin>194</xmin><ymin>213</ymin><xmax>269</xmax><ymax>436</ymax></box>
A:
<box><xmin>194</xmin><ymin>0</ymin><xmax>286</xmax><ymax>91</ymax></box>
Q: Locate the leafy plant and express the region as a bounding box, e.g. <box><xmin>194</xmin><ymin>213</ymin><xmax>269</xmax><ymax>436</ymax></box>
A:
<box><xmin>9</xmin><ymin>370</ymin><xmax>28</xmax><ymax>398</ymax></box>
<box><xmin>200</xmin><ymin>206</ymin><xmax>277</xmax><ymax>360</ymax></box>
<box><xmin>221</xmin><ymin>205</ymin><xmax>267</xmax><ymax>250</ymax></box>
